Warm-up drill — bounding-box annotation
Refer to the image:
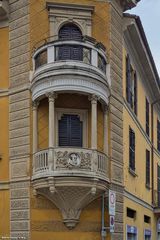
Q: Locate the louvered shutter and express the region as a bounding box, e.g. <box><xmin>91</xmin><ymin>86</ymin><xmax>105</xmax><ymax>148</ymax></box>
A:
<box><xmin>59</xmin><ymin>114</ymin><xmax>70</xmax><ymax>146</ymax></box>
<box><xmin>129</xmin><ymin>127</ymin><xmax>135</xmax><ymax>171</ymax></box>
<box><xmin>58</xmin><ymin>45</ymin><xmax>71</xmax><ymax>60</ymax></box>
<box><xmin>70</xmin><ymin>115</ymin><xmax>82</xmax><ymax>147</ymax></box>
<box><xmin>59</xmin><ymin>114</ymin><xmax>82</xmax><ymax>147</ymax></box>
<box><xmin>59</xmin><ymin>24</ymin><xmax>82</xmax><ymax>41</ymax></box>
<box><xmin>71</xmin><ymin>46</ymin><xmax>83</xmax><ymax>61</ymax></box>
<box><xmin>58</xmin><ymin>24</ymin><xmax>83</xmax><ymax>61</ymax></box>
<box><xmin>134</xmin><ymin>72</ymin><xmax>137</xmax><ymax>115</ymax></box>
<box><xmin>146</xmin><ymin>98</ymin><xmax>150</xmax><ymax>136</ymax></box>
<box><xmin>146</xmin><ymin>150</ymin><xmax>150</xmax><ymax>185</ymax></box>
<box><xmin>126</xmin><ymin>55</ymin><xmax>131</xmax><ymax>104</ymax></box>
<box><xmin>132</xmin><ymin>130</ymin><xmax>135</xmax><ymax>170</ymax></box>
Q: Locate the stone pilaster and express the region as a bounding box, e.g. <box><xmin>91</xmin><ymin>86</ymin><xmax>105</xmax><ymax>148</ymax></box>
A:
<box><xmin>9</xmin><ymin>0</ymin><xmax>30</xmax><ymax>238</ymax></box>
<box><xmin>109</xmin><ymin>0</ymin><xmax>124</xmax><ymax>239</ymax></box>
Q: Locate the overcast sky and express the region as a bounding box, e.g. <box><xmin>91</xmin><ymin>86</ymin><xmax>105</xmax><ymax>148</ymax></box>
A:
<box><xmin>128</xmin><ymin>0</ymin><xmax>160</xmax><ymax>76</ymax></box>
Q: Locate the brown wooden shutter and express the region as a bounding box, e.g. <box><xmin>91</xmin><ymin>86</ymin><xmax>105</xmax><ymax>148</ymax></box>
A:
<box><xmin>126</xmin><ymin>55</ymin><xmax>131</xmax><ymax>104</ymax></box>
<box><xmin>134</xmin><ymin>72</ymin><xmax>137</xmax><ymax>115</ymax></box>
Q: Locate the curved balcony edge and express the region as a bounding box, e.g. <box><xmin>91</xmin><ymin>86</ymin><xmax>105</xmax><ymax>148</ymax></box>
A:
<box><xmin>31</xmin><ymin>65</ymin><xmax>110</xmax><ymax>104</ymax></box>
<box><xmin>32</xmin><ymin>147</ymin><xmax>109</xmax><ymax>229</ymax></box>
<box><xmin>31</xmin><ymin>39</ymin><xmax>110</xmax><ymax>104</ymax></box>
<box><xmin>32</xmin><ymin>147</ymin><xmax>109</xmax><ymax>182</ymax></box>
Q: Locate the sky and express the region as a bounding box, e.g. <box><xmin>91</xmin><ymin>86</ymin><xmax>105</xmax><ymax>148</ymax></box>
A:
<box><xmin>128</xmin><ymin>0</ymin><xmax>160</xmax><ymax>76</ymax></box>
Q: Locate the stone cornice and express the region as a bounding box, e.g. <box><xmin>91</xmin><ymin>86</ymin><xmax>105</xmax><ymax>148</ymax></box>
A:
<box><xmin>121</xmin><ymin>0</ymin><xmax>140</xmax><ymax>11</ymax></box>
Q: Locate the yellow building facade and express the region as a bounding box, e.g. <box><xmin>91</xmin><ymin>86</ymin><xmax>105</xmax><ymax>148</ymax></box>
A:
<box><xmin>1</xmin><ymin>0</ymin><xmax>160</xmax><ymax>239</ymax></box>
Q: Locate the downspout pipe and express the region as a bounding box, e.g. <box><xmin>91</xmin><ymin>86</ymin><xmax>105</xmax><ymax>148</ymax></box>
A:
<box><xmin>101</xmin><ymin>194</ymin><xmax>106</xmax><ymax>240</ymax></box>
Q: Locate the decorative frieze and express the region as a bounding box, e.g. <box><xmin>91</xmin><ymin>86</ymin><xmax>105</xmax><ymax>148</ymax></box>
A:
<box><xmin>56</xmin><ymin>151</ymin><xmax>91</xmax><ymax>170</ymax></box>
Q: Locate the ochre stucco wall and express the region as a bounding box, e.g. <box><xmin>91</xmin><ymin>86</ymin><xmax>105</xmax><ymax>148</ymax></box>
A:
<box><xmin>0</xmin><ymin>27</ymin><xmax>9</xmax><ymax>88</ymax></box>
<box><xmin>0</xmin><ymin>26</ymin><xmax>9</xmax><ymax>238</ymax></box>
<box><xmin>123</xmin><ymin>46</ymin><xmax>160</xmax><ymax>237</ymax></box>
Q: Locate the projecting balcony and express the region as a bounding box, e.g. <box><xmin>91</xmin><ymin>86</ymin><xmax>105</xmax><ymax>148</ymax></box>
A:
<box><xmin>0</xmin><ymin>0</ymin><xmax>8</xmax><ymax>20</ymax></box>
<box><xmin>33</xmin><ymin>147</ymin><xmax>109</xmax><ymax>180</ymax></box>
<box><xmin>31</xmin><ymin>37</ymin><xmax>110</xmax><ymax>104</ymax></box>
<box><xmin>32</xmin><ymin>147</ymin><xmax>109</xmax><ymax>228</ymax></box>
<box><xmin>153</xmin><ymin>190</ymin><xmax>160</xmax><ymax>214</ymax></box>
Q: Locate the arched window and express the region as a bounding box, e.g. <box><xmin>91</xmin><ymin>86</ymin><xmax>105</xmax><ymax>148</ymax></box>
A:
<box><xmin>59</xmin><ymin>23</ymin><xmax>82</xmax><ymax>41</ymax></box>
<box><xmin>57</xmin><ymin>23</ymin><xmax>83</xmax><ymax>61</ymax></box>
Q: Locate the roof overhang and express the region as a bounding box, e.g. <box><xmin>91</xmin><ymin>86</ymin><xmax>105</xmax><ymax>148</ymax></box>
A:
<box><xmin>121</xmin><ymin>0</ymin><xmax>141</xmax><ymax>11</ymax></box>
<box><xmin>123</xmin><ymin>14</ymin><xmax>160</xmax><ymax>102</ymax></box>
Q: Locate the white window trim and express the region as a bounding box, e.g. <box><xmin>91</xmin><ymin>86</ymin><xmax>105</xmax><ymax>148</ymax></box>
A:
<box><xmin>55</xmin><ymin>108</ymin><xmax>88</xmax><ymax>148</ymax></box>
<box><xmin>126</xmin><ymin>224</ymin><xmax>138</xmax><ymax>240</ymax></box>
<box><xmin>47</xmin><ymin>2</ymin><xmax>94</xmax><ymax>40</ymax></box>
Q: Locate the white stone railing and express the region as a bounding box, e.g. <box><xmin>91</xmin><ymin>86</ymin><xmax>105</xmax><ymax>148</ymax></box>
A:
<box><xmin>34</xmin><ymin>149</ymin><xmax>49</xmax><ymax>173</ymax></box>
<box><xmin>32</xmin><ymin>39</ymin><xmax>107</xmax><ymax>74</ymax></box>
<box><xmin>33</xmin><ymin>147</ymin><xmax>109</xmax><ymax>180</ymax></box>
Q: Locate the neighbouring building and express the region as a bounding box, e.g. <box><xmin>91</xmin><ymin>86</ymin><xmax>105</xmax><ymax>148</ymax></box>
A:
<box><xmin>1</xmin><ymin>0</ymin><xmax>160</xmax><ymax>239</ymax></box>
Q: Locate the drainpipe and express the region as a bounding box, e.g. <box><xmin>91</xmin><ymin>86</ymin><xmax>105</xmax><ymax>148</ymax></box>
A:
<box><xmin>101</xmin><ymin>194</ymin><xmax>106</xmax><ymax>240</ymax></box>
<box><xmin>151</xmin><ymin>99</ymin><xmax>160</xmax><ymax>205</ymax></box>
<box><xmin>151</xmin><ymin>102</ymin><xmax>154</xmax><ymax>205</ymax></box>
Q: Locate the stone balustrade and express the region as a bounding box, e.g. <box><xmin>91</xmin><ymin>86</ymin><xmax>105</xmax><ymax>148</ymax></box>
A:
<box><xmin>32</xmin><ymin>147</ymin><xmax>109</xmax><ymax>181</ymax></box>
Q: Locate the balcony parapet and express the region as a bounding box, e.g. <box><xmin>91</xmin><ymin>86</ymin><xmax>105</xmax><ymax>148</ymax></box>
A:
<box><xmin>33</xmin><ymin>147</ymin><xmax>109</xmax><ymax>181</ymax></box>
<box><xmin>153</xmin><ymin>190</ymin><xmax>160</xmax><ymax>214</ymax></box>
<box><xmin>32</xmin><ymin>147</ymin><xmax>109</xmax><ymax>228</ymax></box>
<box><xmin>0</xmin><ymin>0</ymin><xmax>9</xmax><ymax>20</ymax></box>
<box><xmin>31</xmin><ymin>38</ymin><xmax>110</xmax><ymax>104</ymax></box>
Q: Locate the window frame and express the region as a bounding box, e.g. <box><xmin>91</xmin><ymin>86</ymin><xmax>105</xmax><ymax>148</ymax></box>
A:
<box><xmin>146</xmin><ymin>98</ymin><xmax>150</xmax><ymax>137</ymax></box>
<box><xmin>146</xmin><ymin>149</ymin><xmax>150</xmax><ymax>187</ymax></box>
<box><xmin>129</xmin><ymin>126</ymin><xmax>135</xmax><ymax>172</ymax></box>
<box><xmin>126</xmin><ymin>225</ymin><xmax>138</xmax><ymax>240</ymax></box>
<box><xmin>126</xmin><ymin>54</ymin><xmax>137</xmax><ymax>115</ymax></box>
<box><xmin>55</xmin><ymin>108</ymin><xmax>88</xmax><ymax>148</ymax></box>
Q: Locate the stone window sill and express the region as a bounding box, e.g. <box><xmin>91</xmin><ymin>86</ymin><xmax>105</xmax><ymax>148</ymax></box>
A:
<box><xmin>128</xmin><ymin>167</ymin><xmax>137</xmax><ymax>177</ymax></box>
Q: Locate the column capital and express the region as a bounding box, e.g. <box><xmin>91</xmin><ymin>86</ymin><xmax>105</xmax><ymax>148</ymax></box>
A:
<box><xmin>46</xmin><ymin>92</ymin><xmax>57</xmax><ymax>102</ymax></box>
<box><xmin>88</xmin><ymin>94</ymin><xmax>99</xmax><ymax>104</ymax></box>
<box><xmin>102</xmin><ymin>104</ymin><xmax>108</xmax><ymax>113</ymax></box>
<box><xmin>32</xmin><ymin>100</ymin><xmax>39</xmax><ymax>110</ymax></box>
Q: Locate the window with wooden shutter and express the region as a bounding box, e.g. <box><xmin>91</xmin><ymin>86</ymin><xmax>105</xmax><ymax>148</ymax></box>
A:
<box><xmin>57</xmin><ymin>23</ymin><xmax>83</xmax><ymax>61</ymax></box>
<box><xmin>126</xmin><ymin>54</ymin><xmax>137</xmax><ymax>115</ymax></box>
<box><xmin>146</xmin><ymin>149</ymin><xmax>150</xmax><ymax>186</ymax></box>
<box><xmin>59</xmin><ymin>24</ymin><xmax>82</xmax><ymax>41</ymax></box>
<box><xmin>58</xmin><ymin>114</ymin><xmax>82</xmax><ymax>147</ymax></box>
<box><xmin>126</xmin><ymin>55</ymin><xmax>131</xmax><ymax>104</ymax></box>
<box><xmin>133</xmin><ymin>72</ymin><xmax>137</xmax><ymax>115</ymax></box>
<box><xmin>157</xmin><ymin>119</ymin><xmax>160</xmax><ymax>151</ymax></box>
<box><xmin>146</xmin><ymin>98</ymin><xmax>150</xmax><ymax>137</ymax></box>
<box><xmin>129</xmin><ymin>127</ymin><xmax>135</xmax><ymax>171</ymax></box>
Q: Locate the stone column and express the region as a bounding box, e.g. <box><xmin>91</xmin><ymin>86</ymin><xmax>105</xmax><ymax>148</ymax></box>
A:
<box><xmin>32</xmin><ymin>101</ymin><xmax>39</xmax><ymax>154</ymax></box>
<box><xmin>103</xmin><ymin>105</ymin><xmax>108</xmax><ymax>154</ymax></box>
<box><xmin>90</xmin><ymin>95</ymin><xmax>98</xmax><ymax>149</ymax></box>
<box><xmin>47</xmin><ymin>92</ymin><xmax>57</xmax><ymax>148</ymax></box>
<box><xmin>47</xmin><ymin>92</ymin><xmax>57</xmax><ymax>171</ymax></box>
